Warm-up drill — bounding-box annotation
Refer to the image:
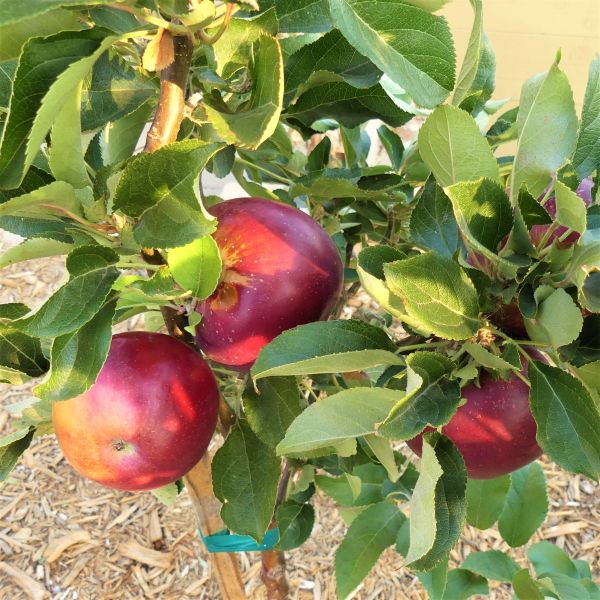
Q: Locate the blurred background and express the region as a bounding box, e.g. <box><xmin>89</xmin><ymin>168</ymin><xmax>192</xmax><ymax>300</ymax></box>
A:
<box><xmin>444</xmin><ymin>0</ymin><xmax>600</xmax><ymax>110</ymax></box>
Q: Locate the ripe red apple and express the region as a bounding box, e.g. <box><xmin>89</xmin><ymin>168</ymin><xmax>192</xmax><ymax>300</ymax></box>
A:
<box><xmin>530</xmin><ymin>177</ymin><xmax>593</xmax><ymax>248</ymax></box>
<box><xmin>406</xmin><ymin>362</ymin><xmax>542</xmax><ymax>479</ymax></box>
<box><xmin>195</xmin><ymin>198</ymin><xmax>344</xmax><ymax>369</ymax></box>
<box><xmin>52</xmin><ymin>332</ymin><xmax>219</xmax><ymax>491</ymax></box>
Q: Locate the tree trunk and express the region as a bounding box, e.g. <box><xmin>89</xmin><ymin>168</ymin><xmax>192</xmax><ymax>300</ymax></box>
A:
<box><xmin>142</xmin><ymin>31</ymin><xmax>246</xmax><ymax>600</ymax></box>
<box><xmin>184</xmin><ymin>457</ymin><xmax>246</xmax><ymax>600</ymax></box>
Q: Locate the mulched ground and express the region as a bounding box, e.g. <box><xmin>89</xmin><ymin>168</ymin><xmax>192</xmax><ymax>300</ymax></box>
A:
<box><xmin>1</xmin><ymin>233</ymin><xmax>598</xmax><ymax>600</ymax></box>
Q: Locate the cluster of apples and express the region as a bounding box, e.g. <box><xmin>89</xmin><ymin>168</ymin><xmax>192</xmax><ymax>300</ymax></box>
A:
<box><xmin>53</xmin><ymin>189</ymin><xmax>564</xmax><ymax>491</ymax></box>
<box><xmin>53</xmin><ymin>198</ymin><xmax>344</xmax><ymax>491</ymax></box>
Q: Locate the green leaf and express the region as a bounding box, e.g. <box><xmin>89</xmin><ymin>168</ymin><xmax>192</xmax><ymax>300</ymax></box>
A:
<box><xmin>212</xmin><ymin>421</ymin><xmax>281</xmax><ymax>541</ymax></box>
<box><xmin>453</xmin><ymin>0</ymin><xmax>484</xmax><ymax>106</ymax></box>
<box><xmin>81</xmin><ymin>51</ymin><xmax>156</xmax><ymax>132</ymax></box>
<box><xmin>554</xmin><ymin>180</ymin><xmax>587</xmax><ymax>235</ymax></box>
<box><xmin>258</xmin><ymin>0</ymin><xmax>332</xmax><ymax>33</ymax></box>
<box><xmin>204</xmin><ymin>36</ymin><xmax>283</xmax><ymax>149</ymax></box>
<box><xmin>465</xmin><ymin>475</ymin><xmax>510</xmax><ymax>529</ymax></box>
<box><xmin>512</xmin><ymin>569</ymin><xmax>545</xmax><ymax>600</ymax></box>
<box><xmin>284</xmin><ymin>30</ymin><xmax>381</xmax><ymax>105</ymax></box>
<box><xmin>284</xmin><ymin>29</ymin><xmax>381</xmax><ymax>105</ymax></box>
<box><xmin>252</xmin><ymin>320</ymin><xmax>401</xmax><ymax>380</ymax></box>
<box><xmin>151</xmin><ymin>481</ymin><xmax>182</xmax><ymax>507</ymax></box>
<box><xmin>0</xmin><ymin>0</ymin><xmax>113</xmax><ymax>26</ymax></box>
<box><xmin>486</xmin><ymin>105</ymin><xmax>519</xmax><ymax>146</ymax></box>
<box><xmin>418</xmin><ymin>106</ymin><xmax>499</xmax><ymax>187</ymax></box>
<box><xmin>529</xmin><ymin>361</ymin><xmax>600</xmax><ymax>479</ymax></box>
<box><xmin>409</xmin><ymin>178</ymin><xmax>460</xmax><ymax>257</ymax></box>
<box><xmin>363</xmin><ymin>434</ymin><xmax>400</xmax><ymax>482</ymax></box>
<box><xmin>0</xmin><ymin>59</ymin><xmax>16</xmax><ymax>108</ymax></box>
<box><xmin>402</xmin><ymin>0</ymin><xmax>450</xmax><ymax>10</ymax></box>
<box><xmin>0</xmin><ymin>306</ymin><xmax>49</xmax><ymax>378</ymax></box>
<box><xmin>113</xmin><ymin>139</ymin><xmax>224</xmax><ymax>248</ymax></box>
<box><xmin>357</xmin><ymin>245</ymin><xmax>407</xmax><ymax>318</ymax></box>
<box><xmin>306</xmin><ymin>137</ymin><xmax>331</xmax><ymax>172</ymax></box>
<box><xmin>276</xmin><ymin>501</ymin><xmax>315</xmax><ymax>550</ymax></box>
<box><xmin>167</xmin><ymin>236</ymin><xmax>222</xmax><ymax>300</ymax></box>
<box><xmin>290</xmin><ymin>168</ymin><xmax>401</xmax><ymax>203</ymax></box>
<box><xmin>518</xmin><ymin>185</ymin><xmax>552</xmax><ymax>228</ymax></box>
<box><xmin>378</xmin><ymin>352</ymin><xmax>461</xmax><ymax>440</ymax></box>
<box><xmin>315</xmin><ymin>473</ymin><xmax>361</xmax><ymax>506</ymax></box>
<box><xmin>244</xmin><ymin>377</ymin><xmax>304</xmax><ymax>448</ymax></box>
<box><xmin>34</xmin><ymin>298</ymin><xmax>116</xmax><ymax>402</ymax></box>
<box><xmin>285</xmin><ymin>81</ymin><xmax>411</xmax><ymax>129</ymax></box>
<box><xmin>442</xmin><ymin>569</ymin><xmax>488</xmax><ymax>600</ymax></box>
<box><xmin>0</xmin><ymin>30</ymin><xmax>115</xmax><ymax>189</ymax></box>
<box><xmin>463</xmin><ymin>342</ymin><xmax>515</xmax><ymax>371</ymax></box>
<box><xmin>0</xmin><ymin>427</ymin><xmax>35</xmax><ymax>482</ymax></box>
<box><xmin>461</xmin><ymin>550</ymin><xmax>519</xmax><ymax>582</ymax></box>
<box><xmin>574</xmin><ymin>361</ymin><xmax>600</xmax><ymax>394</ymax></box>
<box><xmin>416</xmin><ymin>559</ymin><xmax>449</xmax><ymax>600</ymax></box>
<box><xmin>528</xmin><ymin>541</ymin><xmax>579</xmax><ymax>579</ymax></box>
<box><xmin>211</xmin><ymin>10</ymin><xmax>278</xmax><ymax>77</ymax></box>
<box><xmin>407</xmin><ymin>433</ymin><xmax>467</xmax><ymax>571</ymax></box>
<box><xmin>511</xmin><ymin>55</ymin><xmax>578</xmax><ymax>202</ymax></box>
<box><xmin>100</xmin><ymin>100</ymin><xmax>154</xmax><ymax>165</ymax></box>
<box><xmin>335</xmin><ymin>501</ymin><xmax>406</xmax><ymax>600</ymax></box>
<box><xmin>276</xmin><ymin>388</ymin><xmax>397</xmax><ymax>456</ymax></box>
<box><xmin>545</xmin><ymin>573</ymin><xmax>592</xmax><ymax>600</ymax></box>
<box><xmin>524</xmin><ymin>288</ymin><xmax>583</xmax><ymax>348</ymax></box>
<box><xmin>48</xmin><ymin>80</ymin><xmax>91</xmax><ymax>189</ymax></box>
<box><xmin>328</xmin><ymin>0</ymin><xmax>455</xmax><ymax>108</ymax></box>
<box><xmin>446</xmin><ymin>178</ymin><xmax>513</xmax><ymax>269</ymax></box>
<box><xmin>572</xmin><ymin>55</ymin><xmax>600</xmax><ymax>180</ymax></box>
<box><xmin>0</xmin><ymin>9</ymin><xmax>82</xmax><ymax>61</ymax></box>
<box><xmin>581</xmin><ymin>271</ymin><xmax>600</xmax><ymax>314</ymax></box>
<box><xmin>498</xmin><ymin>462</ymin><xmax>548</xmax><ymax>547</ymax></box>
<box><xmin>384</xmin><ymin>253</ymin><xmax>481</xmax><ymax>340</ymax></box>
<box><xmin>0</xmin><ymin>238</ymin><xmax>72</xmax><ymax>269</ymax></box>
<box><xmin>377</xmin><ymin>125</ymin><xmax>404</xmax><ymax>172</ymax></box>
<box><xmin>16</xmin><ymin>246</ymin><xmax>119</xmax><ymax>338</ymax></box>
<box><xmin>564</xmin><ymin>314</ymin><xmax>600</xmax><ymax>367</ymax></box>
<box><xmin>0</xmin><ymin>181</ymin><xmax>82</xmax><ymax>223</ymax></box>
<box><xmin>89</xmin><ymin>6</ymin><xmax>141</xmax><ymax>34</ymax></box>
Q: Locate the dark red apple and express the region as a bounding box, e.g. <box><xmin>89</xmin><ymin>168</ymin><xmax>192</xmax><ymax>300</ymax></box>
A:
<box><xmin>530</xmin><ymin>177</ymin><xmax>594</xmax><ymax>248</ymax></box>
<box><xmin>195</xmin><ymin>198</ymin><xmax>343</xmax><ymax>369</ymax></box>
<box><xmin>489</xmin><ymin>299</ymin><xmax>528</xmax><ymax>339</ymax></box>
<box><xmin>52</xmin><ymin>332</ymin><xmax>219</xmax><ymax>491</ymax></box>
<box><xmin>406</xmin><ymin>363</ymin><xmax>542</xmax><ymax>479</ymax></box>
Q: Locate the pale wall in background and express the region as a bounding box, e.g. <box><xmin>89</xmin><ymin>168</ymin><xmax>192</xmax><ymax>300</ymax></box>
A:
<box><xmin>443</xmin><ymin>0</ymin><xmax>600</xmax><ymax>109</ymax></box>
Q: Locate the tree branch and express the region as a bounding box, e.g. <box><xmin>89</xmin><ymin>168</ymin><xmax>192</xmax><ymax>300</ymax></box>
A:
<box><xmin>144</xmin><ymin>33</ymin><xmax>193</xmax><ymax>153</ymax></box>
<box><xmin>261</xmin><ymin>462</ymin><xmax>291</xmax><ymax>600</ymax></box>
<box><xmin>140</xmin><ymin>31</ymin><xmax>246</xmax><ymax>600</ymax></box>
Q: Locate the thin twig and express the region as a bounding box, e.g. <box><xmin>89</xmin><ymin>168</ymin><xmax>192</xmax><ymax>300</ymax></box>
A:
<box><xmin>197</xmin><ymin>3</ymin><xmax>234</xmax><ymax>45</ymax></box>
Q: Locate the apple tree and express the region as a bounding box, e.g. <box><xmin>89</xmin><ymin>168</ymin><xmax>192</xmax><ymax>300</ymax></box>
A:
<box><xmin>0</xmin><ymin>0</ymin><xmax>599</xmax><ymax>598</ymax></box>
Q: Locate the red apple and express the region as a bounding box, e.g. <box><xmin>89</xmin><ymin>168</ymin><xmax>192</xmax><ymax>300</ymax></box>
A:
<box><xmin>195</xmin><ymin>198</ymin><xmax>343</xmax><ymax>369</ymax></box>
<box><xmin>52</xmin><ymin>332</ymin><xmax>219</xmax><ymax>491</ymax></box>
<box><xmin>406</xmin><ymin>362</ymin><xmax>542</xmax><ymax>479</ymax></box>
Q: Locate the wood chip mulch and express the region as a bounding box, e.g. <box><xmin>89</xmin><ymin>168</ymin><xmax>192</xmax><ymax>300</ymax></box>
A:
<box><xmin>1</xmin><ymin>233</ymin><xmax>598</xmax><ymax>600</ymax></box>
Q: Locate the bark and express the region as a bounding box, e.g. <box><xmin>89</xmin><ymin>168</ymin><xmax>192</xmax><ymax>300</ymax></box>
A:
<box><xmin>260</xmin><ymin>463</ymin><xmax>291</xmax><ymax>600</ymax></box>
